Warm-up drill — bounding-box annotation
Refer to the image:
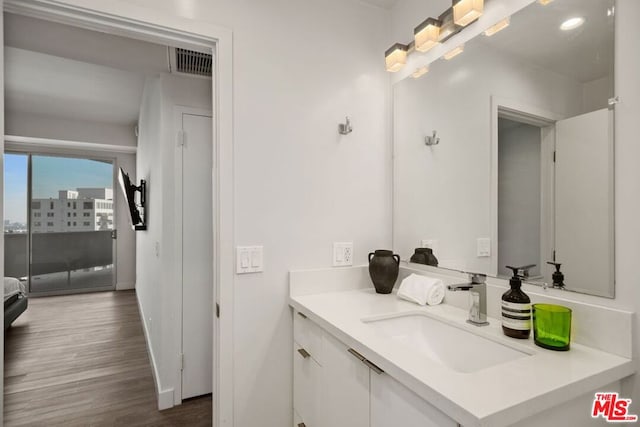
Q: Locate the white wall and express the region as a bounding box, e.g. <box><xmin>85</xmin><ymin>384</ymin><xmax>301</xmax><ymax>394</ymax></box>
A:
<box><xmin>135</xmin><ymin>76</ymin><xmax>166</xmax><ymax>400</ymax></box>
<box><xmin>583</xmin><ymin>76</ymin><xmax>611</xmax><ymax>112</ymax></box>
<box><xmin>122</xmin><ymin>0</ymin><xmax>391</xmax><ymax>424</ymax></box>
<box><xmin>4</xmin><ymin>110</ymin><xmax>137</xmax><ymax>290</ymax></box>
<box><xmin>393</xmin><ymin>39</ymin><xmax>583</xmax><ymax>273</ymax></box>
<box><xmin>611</xmin><ymin>0</ymin><xmax>640</xmax><ymax>407</ymax></box>
<box><xmin>135</xmin><ymin>73</ymin><xmax>212</xmax><ymax>406</ymax></box>
<box><xmin>497</xmin><ymin>120</ymin><xmax>541</xmax><ymax>277</ymax></box>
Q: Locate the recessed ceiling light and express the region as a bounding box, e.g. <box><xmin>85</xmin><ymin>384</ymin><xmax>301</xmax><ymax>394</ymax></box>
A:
<box><xmin>560</xmin><ymin>17</ymin><xmax>585</xmax><ymax>31</ymax></box>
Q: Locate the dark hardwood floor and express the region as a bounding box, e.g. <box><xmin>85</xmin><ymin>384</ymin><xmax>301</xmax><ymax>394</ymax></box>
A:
<box><xmin>4</xmin><ymin>290</ymin><xmax>212</xmax><ymax>426</ymax></box>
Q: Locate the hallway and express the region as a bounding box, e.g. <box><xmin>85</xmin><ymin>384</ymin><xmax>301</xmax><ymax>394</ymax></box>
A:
<box><xmin>4</xmin><ymin>290</ymin><xmax>211</xmax><ymax>426</ymax></box>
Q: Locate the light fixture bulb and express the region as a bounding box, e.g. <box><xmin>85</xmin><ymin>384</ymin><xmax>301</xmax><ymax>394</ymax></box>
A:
<box><xmin>385</xmin><ymin>43</ymin><xmax>408</xmax><ymax>73</ymax></box>
<box><xmin>452</xmin><ymin>0</ymin><xmax>484</xmax><ymax>27</ymax></box>
<box><xmin>484</xmin><ymin>17</ymin><xmax>510</xmax><ymax>36</ymax></box>
<box><xmin>414</xmin><ymin>18</ymin><xmax>441</xmax><ymax>53</ymax></box>
<box><xmin>538</xmin><ymin>0</ymin><xmax>554</xmax><ymax>5</ymax></box>
<box><xmin>560</xmin><ymin>17</ymin><xmax>585</xmax><ymax>31</ymax></box>
<box><xmin>443</xmin><ymin>44</ymin><xmax>465</xmax><ymax>60</ymax></box>
<box><xmin>411</xmin><ymin>66</ymin><xmax>429</xmax><ymax>79</ymax></box>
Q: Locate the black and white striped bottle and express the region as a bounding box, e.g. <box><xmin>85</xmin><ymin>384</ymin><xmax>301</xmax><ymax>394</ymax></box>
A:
<box><xmin>502</xmin><ymin>266</ymin><xmax>531</xmax><ymax>339</ymax></box>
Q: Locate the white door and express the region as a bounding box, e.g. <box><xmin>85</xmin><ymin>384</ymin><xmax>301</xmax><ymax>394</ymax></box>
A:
<box><xmin>555</xmin><ymin>108</ymin><xmax>613</xmax><ymax>295</ymax></box>
<box><xmin>181</xmin><ymin>111</ymin><xmax>213</xmax><ymax>399</ymax></box>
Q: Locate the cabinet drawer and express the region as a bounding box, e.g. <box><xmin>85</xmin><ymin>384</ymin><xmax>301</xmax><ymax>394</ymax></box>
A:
<box><xmin>293</xmin><ymin>342</ymin><xmax>322</xmax><ymax>427</ymax></box>
<box><xmin>293</xmin><ymin>310</ymin><xmax>323</xmax><ymax>365</ymax></box>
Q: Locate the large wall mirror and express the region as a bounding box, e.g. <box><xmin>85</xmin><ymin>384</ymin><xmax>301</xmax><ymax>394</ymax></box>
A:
<box><xmin>393</xmin><ymin>0</ymin><xmax>615</xmax><ymax>297</ymax></box>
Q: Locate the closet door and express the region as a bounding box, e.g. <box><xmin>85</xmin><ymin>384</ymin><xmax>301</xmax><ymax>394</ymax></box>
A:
<box><xmin>181</xmin><ymin>111</ymin><xmax>213</xmax><ymax>399</ymax></box>
<box><xmin>555</xmin><ymin>109</ymin><xmax>613</xmax><ymax>296</ymax></box>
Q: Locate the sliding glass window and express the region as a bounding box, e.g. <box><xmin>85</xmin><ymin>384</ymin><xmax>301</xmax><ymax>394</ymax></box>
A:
<box><xmin>4</xmin><ymin>153</ymin><xmax>116</xmax><ymax>295</ymax></box>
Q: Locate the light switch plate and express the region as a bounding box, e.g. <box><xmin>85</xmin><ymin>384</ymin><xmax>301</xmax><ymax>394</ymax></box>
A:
<box><xmin>477</xmin><ymin>238</ymin><xmax>491</xmax><ymax>257</ymax></box>
<box><xmin>236</xmin><ymin>246</ymin><xmax>264</xmax><ymax>273</ymax></box>
<box><xmin>333</xmin><ymin>242</ymin><xmax>354</xmax><ymax>267</ymax></box>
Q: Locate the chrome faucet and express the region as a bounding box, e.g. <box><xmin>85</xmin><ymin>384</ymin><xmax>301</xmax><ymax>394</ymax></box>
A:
<box><xmin>447</xmin><ymin>273</ymin><xmax>489</xmax><ymax>326</ymax></box>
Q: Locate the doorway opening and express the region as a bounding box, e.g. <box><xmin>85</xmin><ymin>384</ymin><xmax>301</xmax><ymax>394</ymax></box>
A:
<box><xmin>1</xmin><ymin>3</ymin><xmax>231</xmax><ymax>425</ymax></box>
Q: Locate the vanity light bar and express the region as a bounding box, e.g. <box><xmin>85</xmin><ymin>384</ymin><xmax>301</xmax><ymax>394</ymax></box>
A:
<box><xmin>385</xmin><ymin>43</ymin><xmax>409</xmax><ymax>73</ymax></box>
<box><xmin>437</xmin><ymin>7</ymin><xmax>461</xmax><ymax>42</ymax></box>
<box><xmin>443</xmin><ymin>44</ymin><xmax>465</xmax><ymax>60</ymax></box>
<box><xmin>411</xmin><ymin>66</ymin><xmax>429</xmax><ymax>79</ymax></box>
<box><xmin>484</xmin><ymin>17</ymin><xmax>510</xmax><ymax>36</ymax></box>
<box><xmin>414</xmin><ymin>18</ymin><xmax>441</xmax><ymax>53</ymax></box>
<box><xmin>452</xmin><ymin>0</ymin><xmax>484</xmax><ymax>27</ymax></box>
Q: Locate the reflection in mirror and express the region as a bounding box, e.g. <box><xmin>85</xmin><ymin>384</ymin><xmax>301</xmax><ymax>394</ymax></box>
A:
<box><xmin>393</xmin><ymin>0</ymin><xmax>615</xmax><ymax>297</ymax></box>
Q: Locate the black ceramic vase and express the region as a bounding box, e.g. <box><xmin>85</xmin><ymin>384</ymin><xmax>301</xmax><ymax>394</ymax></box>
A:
<box><xmin>409</xmin><ymin>248</ymin><xmax>438</xmax><ymax>267</ymax></box>
<box><xmin>368</xmin><ymin>250</ymin><xmax>400</xmax><ymax>294</ymax></box>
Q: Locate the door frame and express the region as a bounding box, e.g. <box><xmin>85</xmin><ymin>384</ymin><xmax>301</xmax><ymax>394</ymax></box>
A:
<box><xmin>490</xmin><ymin>96</ymin><xmax>562</xmax><ymax>279</ymax></box>
<box><xmin>174</xmin><ymin>106</ymin><xmax>214</xmax><ymax>403</ymax></box>
<box><xmin>1</xmin><ymin>2</ymin><xmax>234</xmax><ymax>427</ymax></box>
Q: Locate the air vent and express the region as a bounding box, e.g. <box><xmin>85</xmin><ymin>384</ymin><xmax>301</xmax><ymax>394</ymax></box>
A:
<box><xmin>174</xmin><ymin>48</ymin><xmax>212</xmax><ymax>77</ymax></box>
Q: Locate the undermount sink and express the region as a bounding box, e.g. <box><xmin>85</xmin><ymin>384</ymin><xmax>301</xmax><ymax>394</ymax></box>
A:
<box><xmin>362</xmin><ymin>312</ymin><xmax>531</xmax><ymax>374</ymax></box>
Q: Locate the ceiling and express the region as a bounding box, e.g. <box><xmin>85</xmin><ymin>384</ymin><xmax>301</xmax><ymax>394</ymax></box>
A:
<box><xmin>477</xmin><ymin>0</ymin><xmax>614</xmax><ymax>83</ymax></box>
<box><xmin>4</xmin><ymin>13</ymin><xmax>170</xmax><ymax>126</ymax></box>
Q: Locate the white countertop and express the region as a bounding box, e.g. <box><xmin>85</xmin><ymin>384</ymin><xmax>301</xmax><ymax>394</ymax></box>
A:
<box><xmin>289</xmin><ymin>287</ymin><xmax>634</xmax><ymax>427</ymax></box>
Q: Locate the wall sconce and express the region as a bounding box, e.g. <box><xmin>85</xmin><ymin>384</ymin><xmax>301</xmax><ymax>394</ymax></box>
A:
<box><xmin>484</xmin><ymin>17</ymin><xmax>510</xmax><ymax>36</ymax></box>
<box><xmin>452</xmin><ymin>0</ymin><xmax>484</xmax><ymax>27</ymax></box>
<box><xmin>385</xmin><ymin>43</ymin><xmax>409</xmax><ymax>72</ymax></box>
<box><xmin>411</xmin><ymin>66</ymin><xmax>429</xmax><ymax>79</ymax></box>
<box><xmin>414</xmin><ymin>18</ymin><xmax>441</xmax><ymax>53</ymax></box>
<box><xmin>443</xmin><ymin>44</ymin><xmax>465</xmax><ymax>60</ymax></box>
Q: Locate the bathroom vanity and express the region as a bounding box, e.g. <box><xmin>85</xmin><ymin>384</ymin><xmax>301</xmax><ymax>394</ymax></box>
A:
<box><xmin>289</xmin><ymin>266</ymin><xmax>634</xmax><ymax>427</ymax></box>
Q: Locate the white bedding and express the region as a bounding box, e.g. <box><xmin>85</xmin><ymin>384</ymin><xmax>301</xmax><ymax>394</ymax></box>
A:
<box><xmin>4</xmin><ymin>277</ymin><xmax>26</xmax><ymax>302</ymax></box>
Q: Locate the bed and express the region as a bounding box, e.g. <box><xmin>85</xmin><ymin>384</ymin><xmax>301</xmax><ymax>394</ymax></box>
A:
<box><xmin>4</xmin><ymin>277</ymin><xmax>28</xmax><ymax>331</ymax></box>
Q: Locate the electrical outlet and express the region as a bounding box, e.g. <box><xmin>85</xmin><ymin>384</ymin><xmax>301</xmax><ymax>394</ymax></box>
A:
<box><xmin>477</xmin><ymin>238</ymin><xmax>491</xmax><ymax>257</ymax></box>
<box><xmin>333</xmin><ymin>242</ymin><xmax>354</xmax><ymax>267</ymax></box>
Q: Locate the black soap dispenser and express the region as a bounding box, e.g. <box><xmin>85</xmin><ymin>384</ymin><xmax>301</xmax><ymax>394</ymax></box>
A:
<box><xmin>547</xmin><ymin>261</ymin><xmax>565</xmax><ymax>288</ymax></box>
<box><xmin>502</xmin><ymin>266</ymin><xmax>532</xmax><ymax>339</ymax></box>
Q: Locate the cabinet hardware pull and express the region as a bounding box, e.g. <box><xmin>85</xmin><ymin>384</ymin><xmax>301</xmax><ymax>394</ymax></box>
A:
<box><xmin>298</xmin><ymin>423</ymin><xmax>306</xmax><ymax>427</ymax></box>
<box><xmin>297</xmin><ymin>348</ymin><xmax>311</xmax><ymax>359</ymax></box>
<box><xmin>347</xmin><ymin>348</ymin><xmax>366</xmax><ymax>361</ymax></box>
<box><xmin>297</xmin><ymin>312</ymin><xmax>307</xmax><ymax>319</ymax></box>
<box><xmin>363</xmin><ymin>358</ymin><xmax>384</xmax><ymax>375</ymax></box>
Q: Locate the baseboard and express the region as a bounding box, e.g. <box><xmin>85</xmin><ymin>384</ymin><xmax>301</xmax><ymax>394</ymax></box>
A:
<box><xmin>136</xmin><ymin>294</ymin><xmax>175</xmax><ymax>410</ymax></box>
<box><xmin>116</xmin><ymin>282</ymin><xmax>135</xmax><ymax>290</ymax></box>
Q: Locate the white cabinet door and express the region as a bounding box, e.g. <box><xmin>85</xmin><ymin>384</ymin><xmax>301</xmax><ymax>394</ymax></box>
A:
<box><xmin>321</xmin><ymin>333</ymin><xmax>370</xmax><ymax>427</ymax></box>
<box><xmin>293</xmin><ymin>342</ymin><xmax>322</xmax><ymax>427</ymax></box>
<box><xmin>371</xmin><ymin>372</ymin><xmax>457</xmax><ymax>427</ymax></box>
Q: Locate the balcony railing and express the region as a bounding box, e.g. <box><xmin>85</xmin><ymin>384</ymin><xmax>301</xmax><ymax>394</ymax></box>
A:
<box><xmin>4</xmin><ymin>230</ymin><xmax>113</xmax><ymax>292</ymax></box>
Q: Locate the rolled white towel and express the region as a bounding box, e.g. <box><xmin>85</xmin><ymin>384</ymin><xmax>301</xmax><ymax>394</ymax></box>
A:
<box><xmin>397</xmin><ymin>274</ymin><xmax>445</xmax><ymax>306</ymax></box>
